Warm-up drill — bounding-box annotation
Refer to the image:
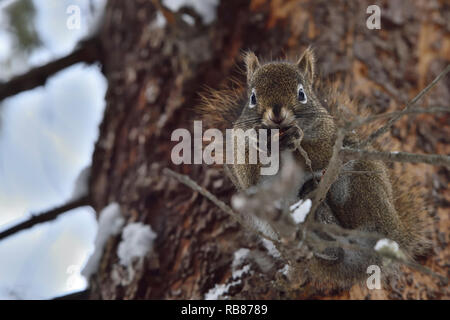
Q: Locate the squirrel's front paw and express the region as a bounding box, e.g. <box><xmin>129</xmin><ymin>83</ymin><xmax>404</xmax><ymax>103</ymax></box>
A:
<box><xmin>278</xmin><ymin>125</ymin><xmax>302</xmax><ymax>151</ymax></box>
<box><xmin>256</xmin><ymin>125</ymin><xmax>302</xmax><ymax>153</ymax></box>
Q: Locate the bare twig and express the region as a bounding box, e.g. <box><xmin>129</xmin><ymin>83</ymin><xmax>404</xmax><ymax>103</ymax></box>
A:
<box><xmin>307</xmin><ymin>128</ymin><xmax>345</xmax><ymax>221</ymax></box>
<box><xmin>306</xmin><ymin>222</ymin><xmax>448</xmax><ymax>283</ymax></box>
<box><xmin>0</xmin><ymin>196</ymin><xmax>91</xmax><ymax>241</ymax></box>
<box><xmin>0</xmin><ymin>37</ymin><xmax>102</xmax><ymax>101</ymax></box>
<box><xmin>295</xmin><ymin>127</ymin><xmax>346</xmax><ymax>253</ymax></box>
<box><xmin>359</xmin><ymin>64</ymin><xmax>450</xmax><ymax>148</ymax></box>
<box><xmin>381</xmin><ymin>249</ymin><xmax>449</xmax><ymax>283</ymax></box>
<box><xmin>163</xmin><ymin>167</ymin><xmax>449</xmax><ymax>283</ymax></box>
<box><xmin>350</xmin><ymin>106</ymin><xmax>450</xmax><ymax>130</ymax></box>
<box><xmin>150</xmin><ymin>0</ymin><xmax>177</xmax><ymax>25</ymax></box>
<box><xmin>53</xmin><ymin>289</ymin><xmax>91</xmax><ymax>300</ymax></box>
<box><xmin>309</xmin><ymin>223</ymin><xmax>448</xmax><ymax>283</ymax></box>
<box><xmin>163</xmin><ymin>168</ymin><xmax>278</xmax><ymax>242</ymax></box>
<box><xmin>341</xmin><ymin>148</ymin><xmax>450</xmax><ymax>167</ymax></box>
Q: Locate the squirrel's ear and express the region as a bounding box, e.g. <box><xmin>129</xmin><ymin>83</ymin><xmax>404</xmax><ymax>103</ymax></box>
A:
<box><xmin>296</xmin><ymin>47</ymin><xmax>315</xmax><ymax>82</ymax></box>
<box><xmin>244</xmin><ymin>51</ymin><xmax>260</xmax><ymax>84</ymax></box>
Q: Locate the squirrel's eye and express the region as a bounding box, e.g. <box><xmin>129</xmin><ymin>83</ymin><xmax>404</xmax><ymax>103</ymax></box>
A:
<box><xmin>249</xmin><ymin>89</ymin><xmax>257</xmax><ymax>108</ymax></box>
<box><xmin>298</xmin><ymin>84</ymin><xmax>307</xmax><ymax>104</ymax></box>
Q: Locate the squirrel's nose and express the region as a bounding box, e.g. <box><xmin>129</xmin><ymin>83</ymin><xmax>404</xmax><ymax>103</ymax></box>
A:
<box><xmin>270</xmin><ymin>115</ymin><xmax>285</xmax><ymax>124</ymax></box>
<box><xmin>270</xmin><ymin>104</ymin><xmax>285</xmax><ymax>124</ymax></box>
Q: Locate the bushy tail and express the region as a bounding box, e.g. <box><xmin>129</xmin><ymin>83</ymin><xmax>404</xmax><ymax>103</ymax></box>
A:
<box><xmin>389</xmin><ymin>164</ymin><xmax>432</xmax><ymax>257</ymax></box>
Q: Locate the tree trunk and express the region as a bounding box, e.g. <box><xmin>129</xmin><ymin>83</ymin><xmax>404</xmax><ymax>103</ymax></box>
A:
<box><xmin>88</xmin><ymin>0</ymin><xmax>450</xmax><ymax>299</ymax></box>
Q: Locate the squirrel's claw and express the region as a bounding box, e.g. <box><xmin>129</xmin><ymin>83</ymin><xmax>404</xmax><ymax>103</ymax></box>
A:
<box><xmin>279</xmin><ymin>126</ymin><xmax>302</xmax><ymax>151</ymax></box>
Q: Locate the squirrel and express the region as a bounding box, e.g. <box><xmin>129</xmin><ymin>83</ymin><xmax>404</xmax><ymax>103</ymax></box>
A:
<box><xmin>198</xmin><ymin>48</ymin><xmax>430</xmax><ymax>289</ymax></box>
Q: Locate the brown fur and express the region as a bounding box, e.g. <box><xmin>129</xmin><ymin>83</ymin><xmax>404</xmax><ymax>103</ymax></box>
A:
<box><xmin>197</xmin><ymin>85</ymin><xmax>244</xmax><ymax>131</ymax></box>
<box><xmin>197</xmin><ymin>49</ymin><xmax>431</xmax><ymax>289</ymax></box>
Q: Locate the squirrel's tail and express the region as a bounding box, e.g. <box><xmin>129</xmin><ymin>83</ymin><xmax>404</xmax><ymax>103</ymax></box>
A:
<box><xmin>389</xmin><ymin>164</ymin><xmax>432</xmax><ymax>257</ymax></box>
<box><xmin>305</xmin><ymin>163</ymin><xmax>431</xmax><ymax>290</ymax></box>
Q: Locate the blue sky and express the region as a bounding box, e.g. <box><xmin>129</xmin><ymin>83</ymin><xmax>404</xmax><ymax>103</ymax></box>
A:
<box><xmin>0</xmin><ymin>0</ymin><xmax>106</xmax><ymax>299</ymax></box>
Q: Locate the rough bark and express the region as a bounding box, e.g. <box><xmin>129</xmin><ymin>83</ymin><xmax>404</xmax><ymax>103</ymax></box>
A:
<box><xmin>88</xmin><ymin>0</ymin><xmax>450</xmax><ymax>299</ymax></box>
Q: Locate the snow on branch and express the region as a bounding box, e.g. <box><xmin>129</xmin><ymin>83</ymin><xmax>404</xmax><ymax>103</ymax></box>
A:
<box><xmin>117</xmin><ymin>222</ymin><xmax>157</xmax><ymax>266</ymax></box>
<box><xmin>375</xmin><ymin>238</ymin><xmax>401</xmax><ymax>257</ymax></box>
<box><xmin>204</xmin><ymin>248</ymin><xmax>252</xmax><ymax>300</ymax></box>
<box><xmin>152</xmin><ymin>0</ymin><xmax>219</xmax><ymax>27</ymax></box>
<box><xmin>82</xmin><ymin>203</ymin><xmax>124</xmax><ymax>279</ymax></box>
<box><xmin>290</xmin><ymin>199</ymin><xmax>311</xmax><ymax>224</ymax></box>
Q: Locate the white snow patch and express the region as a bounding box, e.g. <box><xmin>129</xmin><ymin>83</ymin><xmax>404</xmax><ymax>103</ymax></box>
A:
<box><xmin>117</xmin><ymin>223</ymin><xmax>157</xmax><ymax>266</ymax></box>
<box><xmin>153</xmin><ymin>11</ymin><xmax>166</xmax><ymax>28</ymax></box>
<box><xmin>261</xmin><ymin>238</ymin><xmax>281</xmax><ymax>259</ymax></box>
<box><xmin>231</xmin><ymin>195</ymin><xmax>246</xmax><ymax>210</ymax></box>
<box><xmin>164</xmin><ymin>0</ymin><xmax>219</xmax><ymax>24</ymax></box>
<box><xmin>279</xmin><ymin>264</ymin><xmax>290</xmax><ymax>276</ymax></box>
<box><xmin>289</xmin><ymin>199</ymin><xmax>311</xmax><ymax>224</ymax></box>
<box><xmin>232</xmin><ymin>264</ymin><xmax>251</xmax><ymax>279</ymax></box>
<box><xmin>374</xmin><ymin>238</ymin><xmax>399</xmax><ymax>253</ymax></box>
<box><xmin>81</xmin><ymin>203</ymin><xmax>124</xmax><ymax>279</ymax></box>
<box><xmin>231</xmin><ymin>248</ymin><xmax>252</xmax><ymax>279</ymax></box>
<box><xmin>232</xmin><ymin>248</ymin><xmax>250</xmax><ymax>268</ymax></box>
<box><xmin>251</xmin><ymin>215</ymin><xmax>279</xmax><ymax>240</ymax></box>
<box><xmin>204</xmin><ymin>280</ymin><xmax>240</xmax><ymax>300</ymax></box>
<box><xmin>71</xmin><ymin>166</ymin><xmax>91</xmax><ymax>199</ymax></box>
<box><xmin>205</xmin><ymin>248</ymin><xmax>252</xmax><ymax>300</ymax></box>
<box><xmin>181</xmin><ymin>14</ymin><xmax>195</xmax><ymax>25</ymax></box>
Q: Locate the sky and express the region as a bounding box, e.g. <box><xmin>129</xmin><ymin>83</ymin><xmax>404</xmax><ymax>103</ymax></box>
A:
<box><xmin>0</xmin><ymin>0</ymin><xmax>106</xmax><ymax>299</ymax></box>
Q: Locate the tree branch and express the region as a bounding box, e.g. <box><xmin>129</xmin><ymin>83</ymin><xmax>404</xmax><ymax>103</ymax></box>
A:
<box><xmin>0</xmin><ymin>37</ymin><xmax>102</xmax><ymax>101</ymax></box>
<box><xmin>307</xmin><ymin>128</ymin><xmax>345</xmax><ymax>223</ymax></box>
<box><xmin>163</xmin><ymin>168</ymin><xmax>278</xmax><ymax>242</ymax></box>
<box><xmin>52</xmin><ymin>289</ymin><xmax>90</xmax><ymax>300</ymax></box>
<box><xmin>341</xmin><ymin>148</ymin><xmax>450</xmax><ymax>167</ymax></box>
<box><xmin>163</xmin><ymin>168</ymin><xmax>449</xmax><ymax>284</ymax></box>
<box><xmin>308</xmin><ymin>222</ymin><xmax>448</xmax><ymax>283</ymax></box>
<box><xmin>0</xmin><ymin>196</ymin><xmax>91</xmax><ymax>241</ymax></box>
<box><xmin>350</xmin><ymin>106</ymin><xmax>450</xmax><ymax>130</ymax></box>
<box><xmin>359</xmin><ymin>64</ymin><xmax>450</xmax><ymax>148</ymax></box>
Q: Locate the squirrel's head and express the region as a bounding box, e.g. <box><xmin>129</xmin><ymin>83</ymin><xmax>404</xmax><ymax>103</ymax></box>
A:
<box><xmin>242</xmin><ymin>48</ymin><xmax>325</xmax><ymax>130</ymax></box>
